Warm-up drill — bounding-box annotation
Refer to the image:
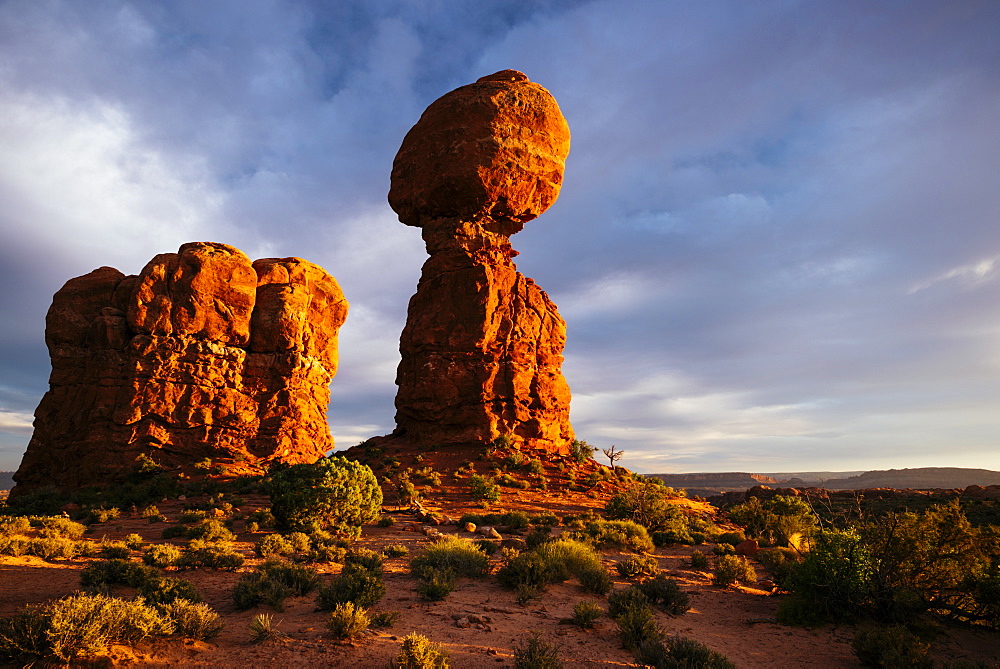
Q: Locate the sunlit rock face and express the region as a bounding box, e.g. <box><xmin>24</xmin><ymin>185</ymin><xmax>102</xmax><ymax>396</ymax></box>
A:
<box><xmin>11</xmin><ymin>242</ymin><xmax>347</xmax><ymax>497</ymax></box>
<box><xmin>387</xmin><ymin>70</ymin><xmax>575</xmax><ymax>453</ymax></box>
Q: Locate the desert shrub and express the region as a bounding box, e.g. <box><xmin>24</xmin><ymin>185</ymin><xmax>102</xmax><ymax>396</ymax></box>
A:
<box><xmin>780</xmin><ymin>527</ymin><xmax>873</xmax><ymax>624</ymax></box>
<box><xmin>513</xmin><ymin>630</ymin><xmax>562</xmax><ymax>668</ymax></box>
<box><xmin>525</xmin><ymin>527</ymin><xmax>553</xmax><ymax>549</ymax></box>
<box><xmin>345</xmin><ymin>547</ymin><xmax>384</xmax><ymax>573</ymax></box>
<box><xmin>395</xmin><ymin>632</ymin><xmax>450</xmax><ymax>668</ymax></box>
<box><xmin>395</xmin><ymin>474</ymin><xmax>421</xmax><ymax>506</ymax></box>
<box><xmin>530</xmin><ymin>512</ymin><xmax>560</xmax><ymax>527</ymax></box>
<box><xmin>714</xmin><ymin>530</ymin><xmax>746</xmax><ymax>546</ymax></box>
<box><xmin>410</xmin><ymin>535</ymin><xmax>489</xmax><ymax>578</ymax></box>
<box><xmin>185</xmin><ymin>518</ymin><xmax>235</xmax><ymax>543</ymax></box>
<box><xmin>370</xmin><ymin>610</ymin><xmax>401</xmax><ymax>628</ymax></box>
<box><xmin>713</xmin><ymin>555</ymin><xmax>757</xmax><ymax>587</ymax></box>
<box><xmin>98</xmin><ymin>541</ymin><xmax>131</xmax><ymax>560</ymax></box>
<box><xmin>497</xmin><ymin>552</ymin><xmax>551</xmax><ymax>591</ymax></box>
<box><xmin>317</xmin><ymin>563</ymin><xmax>386</xmax><ymax>609</ymax></box>
<box><xmin>0</xmin><ymin>535</ymin><xmax>27</xmax><ymax>557</ymax></box>
<box><xmin>158</xmin><ymin>599</ymin><xmax>223</xmax><ymax>640</ymax></box>
<box><xmin>269</xmin><ymin>456</ymin><xmax>382</xmax><ymax>533</ymax></box>
<box><xmin>852</xmin><ymin>625</ymin><xmax>932</xmax><ymax>668</ymax></box>
<box><xmin>499</xmin><ymin>510</ymin><xmax>531</xmax><ymax>530</ymax></box>
<box><xmin>245</xmin><ymin>508</ymin><xmax>276</xmax><ymax>529</ymax></box>
<box><xmin>38</xmin><ymin>517</ymin><xmax>87</xmax><ymax>540</ymax></box>
<box><xmin>287</xmin><ymin>531</ymin><xmax>311</xmax><ymax>552</ymax></box>
<box><xmin>255</xmin><ymin>533</ymin><xmax>294</xmax><ymax>558</ymax></box>
<box><xmin>139</xmin><ymin>504</ymin><xmax>160</xmax><ymax>518</ymax></box>
<box><xmin>87</xmin><ymin>506</ymin><xmax>121</xmax><ymax>524</ymax></box>
<box><xmin>651</xmin><ymin>528</ymin><xmax>693</xmax><ymax>547</ymax></box>
<box><xmin>80</xmin><ymin>559</ymin><xmax>158</xmax><ymax>591</ymax></box>
<box><xmin>576</xmin><ymin>519</ymin><xmax>654</xmax><ymax>553</ymax></box>
<box><xmin>616</xmin><ymin>556</ymin><xmax>659</xmax><ymax>579</ymax></box>
<box><xmin>0</xmin><ymin>604</ymin><xmax>50</xmax><ymax>657</ymax></box>
<box><xmin>416</xmin><ymin>567</ymin><xmax>457</xmax><ymax>600</ymax></box>
<box><xmin>579</xmin><ymin>567</ymin><xmax>614</xmax><ymax>595</ymax></box>
<box><xmin>569</xmin><ymin>439</ymin><xmax>596</xmax><ymax>463</ymax></box>
<box><xmin>259</xmin><ymin>561</ymin><xmax>320</xmax><ymax>596</ymax></box>
<box><xmin>689</xmin><ymin>550</ymin><xmax>709</xmax><ymax>570</ymax></box>
<box><xmin>526</xmin><ymin>459</ymin><xmax>545</xmax><ymax>476</ymax></box>
<box><xmin>497</xmin><ymin>539</ymin><xmax>604</xmax><ymax>596</ymax></box>
<box><xmin>608</xmin><ymin>586</ymin><xmax>651</xmax><ymax>618</ymax></box>
<box><xmin>160</xmin><ymin>524</ymin><xmax>187</xmax><ymax>539</ymax></box>
<box><xmin>606</xmin><ymin>481</ymin><xmax>686</xmax><ymax>532</ymax></box>
<box><xmin>179</xmin><ymin>510</ymin><xmax>207</xmax><ymax>523</ymax></box>
<box><xmin>637</xmin><ymin>635</ymin><xmax>736</xmax><ymax>669</ymax></box>
<box><xmin>42</xmin><ymin>593</ymin><xmax>173</xmax><ymax>660</ymax></box>
<box><xmin>179</xmin><ymin>542</ymin><xmax>244</xmax><ymax>570</ymax></box>
<box><xmin>137</xmin><ymin>576</ymin><xmax>202</xmax><ymax>605</ymax></box>
<box><xmin>616</xmin><ymin>604</ymin><xmax>663</xmax><ymax>652</ymax></box>
<box><xmin>755</xmin><ymin>546</ymin><xmax>800</xmax><ymax>587</ymax></box>
<box><xmin>247</xmin><ymin>613</ymin><xmax>285</xmax><ymax>644</ymax></box>
<box><xmin>728</xmin><ymin>495</ymin><xmax>817</xmax><ymax>547</ymax></box>
<box><xmin>144</xmin><ymin>544</ymin><xmax>183</xmax><ymax>568</ymax></box>
<box><xmin>233</xmin><ymin>572</ymin><xmax>293</xmax><ymax>611</ymax></box>
<box><xmin>468</xmin><ymin>475</ymin><xmax>501</xmax><ymax>502</ymax></box>
<box><xmin>29</xmin><ymin>536</ymin><xmax>77</xmax><ymax>559</ymax></box>
<box><xmin>123</xmin><ymin>533</ymin><xmax>144</xmax><ymax>550</ymax></box>
<box><xmin>326</xmin><ymin>602</ymin><xmax>369</xmax><ymax>639</ymax></box>
<box><xmin>572</xmin><ymin>601</ymin><xmax>603</xmax><ymax>628</ymax></box>
<box><xmin>384</xmin><ymin>543</ymin><xmax>409</xmax><ymax>558</ymax></box>
<box><xmin>637</xmin><ymin>575</ymin><xmax>689</xmax><ymax>615</ymax></box>
<box><xmin>713</xmin><ymin>543</ymin><xmax>735</xmax><ymax>556</ymax></box>
<box><xmin>378</xmin><ymin>515</ymin><xmax>396</xmax><ymax>527</ymax></box>
<box><xmin>475</xmin><ymin>539</ymin><xmax>499</xmax><ymax>555</ymax></box>
<box><xmin>689</xmin><ymin>531</ymin><xmax>708</xmax><ymax>545</ymax></box>
<box><xmin>0</xmin><ymin>516</ymin><xmax>32</xmax><ymax>535</ymax></box>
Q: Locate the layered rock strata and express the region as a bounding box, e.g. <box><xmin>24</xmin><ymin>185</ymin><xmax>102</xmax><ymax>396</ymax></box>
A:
<box><xmin>387</xmin><ymin>70</ymin><xmax>574</xmax><ymax>452</ymax></box>
<box><xmin>11</xmin><ymin>242</ymin><xmax>347</xmax><ymax>496</ymax></box>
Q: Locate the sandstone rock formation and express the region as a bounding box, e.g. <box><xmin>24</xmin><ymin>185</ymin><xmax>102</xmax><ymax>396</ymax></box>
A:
<box><xmin>11</xmin><ymin>242</ymin><xmax>347</xmax><ymax>496</ymax></box>
<box><xmin>386</xmin><ymin>70</ymin><xmax>574</xmax><ymax>453</ymax></box>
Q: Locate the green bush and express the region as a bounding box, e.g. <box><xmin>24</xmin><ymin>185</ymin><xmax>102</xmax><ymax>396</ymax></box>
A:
<box><xmin>345</xmin><ymin>548</ymin><xmax>384</xmax><ymax>574</ymax></box>
<box><xmin>416</xmin><ymin>568</ymin><xmax>457</xmax><ymax>601</ymax></box>
<box><xmin>370</xmin><ymin>610</ymin><xmax>401</xmax><ymax>628</ymax></box>
<box><xmin>513</xmin><ymin>630</ymin><xmax>562</xmax><ymax>668</ymax></box>
<box><xmin>606</xmin><ymin>481</ymin><xmax>688</xmax><ymax>533</ymax></box>
<box><xmin>578</xmin><ymin>567</ymin><xmax>614</xmax><ymax>595</ymax></box>
<box><xmin>38</xmin><ymin>517</ymin><xmax>87</xmax><ymax>540</ymax></box>
<box><xmin>636</xmin><ymin>635</ymin><xmax>736</xmax><ymax>669</ymax></box>
<box><xmin>158</xmin><ymin>599</ymin><xmax>223</xmax><ymax>641</ymax></box>
<box><xmin>29</xmin><ymin>537</ymin><xmax>77</xmax><ymax>559</ymax></box>
<box><xmin>17</xmin><ymin>593</ymin><xmax>173</xmax><ymax>661</ymax></box>
<box><xmin>143</xmin><ymin>544</ymin><xmax>182</xmax><ymax>568</ymax></box>
<box><xmin>475</xmin><ymin>539</ymin><xmax>499</xmax><ymax>555</ymax></box>
<box><xmin>728</xmin><ymin>495</ymin><xmax>817</xmax><ymax>547</ymax></box>
<box><xmin>755</xmin><ymin>546</ymin><xmax>800</xmax><ymax>587</ymax></box>
<box><xmin>468</xmin><ymin>475</ymin><xmax>501</xmax><ymax>502</ymax></box>
<box><xmin>255</xmin><ymin>533</ymin><xmax>294</xmax><ymax>558</ymax></box>
<box><xmin>326</xmin><ymin>602</ymin><xmax>369</xmax><ymax>639</ymax></box>
<box><xmin>384</xmin><ymin>543</ymin><xmax>409</xmax><ymax>558</ymax></box>
<box><xmin>247</xmin><ymin>612</ymin><xmax>285</xmax><ymax>644</ymax></box>
<box><xmin>395</xmin><ymin>632</ymin><xmax>450</xmax><ymax>668</ymax></box>
<box><xmin>530</xmin><ymin>512</ymin><xmax>560</xmax><ymax>527</ymax></box>
<box><xmin>497</xmin><ymin>539</ymin><xmax>605</xmax><ymax>596</ymax></box>
<box><xmin>185</xmin><ymin>518</ymin><xmax>235</xmax><ymax>543</ymax></box>
<box><xmin>234</xmin><ymin>572</ymin><xmax>292</xmax><ymax>611</ymax></box>
<box><xmin>269</xmin><ymin>456</ymin><xmax>382</xmax><ymax>533</ymax></box>
<box><xmin>713</xmin><ymin>543</ymin><xmax>735</xmax><ymax>556</ymax></box>
<box><xmin>715</xmin><ymin>530</ymin><xmax>746</xmax><ymax>546</ymax></box>
<box><xmin>137</xmin><ymin>576</ymin><xmax>202</xmax><ymax>605</ymax></box>
<box><xmin>572</xmin><ymin>601</ymin><xmax>603</xmax><ymax>628</ymax></box>
<box><xmin>576</xmin><ymin>519</ymin><xmax>654</xmax><ymax>553</ymax></box>
<box><xmin>179</xmin><ymin>542</ymin><xmax>244</xmax><ymax>570</ymax></box>
<box><xmin>410</xmin><ymin>535</ymin><xmax>489</xmax><ymax>579</ymax></box>
<box><xmin>80</xmin><ymin>559</ymin><xmax>159</xmax><ymax>591</ymax></box>
<box><xmin>608</xmin><ymin>586</ymin><xmax>650</xmax><ymax>618</ymax></box>
<box><xmin>260</xmin><ymin>561</ymin><xmax>320</xmax><ymax>596</ymax></box>
<box><xmin>689</xmin><ymin>550</ymin><xmax>709</xmax><ymax>570</ymax></box>
<box><xmin>852</xmin><ymin>625</ymin><xmax>932</xmax><ymax>668</ymax></box>
<box><xmin>317</xmin><ymin>563</ymin><xmax>386</xmax><ymax>609</ymax></box>
<box><xmin>616</xmin><ymin>556</ymin><xmax>659</xmax><ymax>579</ymax></box>
<box><xmin>569</xmin><ymin>439</ymin><xmax>596</xmax><ymax>463</ymax></box>
<box><xmin>616</xmin><ymin>604</ymin><xmax>663</xmax><ymax>652</ymax></box>
<box><xmin>637</xmin><ymin>575</ymin><xmax>689</xmax><ymax>615</ymax></box>
<box><xmin>712</xmin><ymin>555</ymin><xmax>757</xmax><ymax>587</ymax></box>
<box><xmin>98</xmin><ymin>541</ymin><xmax>131</xmax><ymax>560</ymax></box>
<box><xmin>87</xmin><ymin>507</ymin><xmax>121</xmax><ymax>524</ymax></box>
<box><xmin>378</xmin><ymin>515</ymin><xmax>396</xmax><ymax>527</ymax></box>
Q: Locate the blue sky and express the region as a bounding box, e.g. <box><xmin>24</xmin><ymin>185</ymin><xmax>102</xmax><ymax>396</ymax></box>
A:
<box><xmin>1</xmin><ymin>0</ymin><xmax>999</xmax><ymax>474</ymax></box>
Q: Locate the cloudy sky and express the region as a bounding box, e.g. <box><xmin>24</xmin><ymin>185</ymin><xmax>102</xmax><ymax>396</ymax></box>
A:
<box><xmin>1</xmin><ymin>1</ymin><xmax>999</xmax><ymax>475</ymax></box>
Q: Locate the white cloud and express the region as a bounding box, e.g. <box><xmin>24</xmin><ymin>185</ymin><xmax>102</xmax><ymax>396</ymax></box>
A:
<box><xmin>908</xmin><ymin>254</ymin><xmax>1000</xmax><ymax>294</ymax></box>
<box><xmin>0</xmin><ymin>410</ymin><xmax>33</xmax><ymax>432</ymax></box>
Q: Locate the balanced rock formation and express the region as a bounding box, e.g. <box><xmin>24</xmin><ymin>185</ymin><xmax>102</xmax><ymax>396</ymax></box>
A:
<box><xmin>386</xmin><ymin>70</ymin><xmax>574</xmax><ymax>452</ymax></box>
<box><xmin>11</xmin><ymin>242</ymin><xmax>347</xmax><ymax>496</ymax></box>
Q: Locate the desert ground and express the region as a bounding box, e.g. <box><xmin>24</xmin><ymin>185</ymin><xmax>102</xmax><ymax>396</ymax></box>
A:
<box><xmin>1</xmin><ymin>453</ymin><xmax>998</xmax><ymax>668</ymax></box>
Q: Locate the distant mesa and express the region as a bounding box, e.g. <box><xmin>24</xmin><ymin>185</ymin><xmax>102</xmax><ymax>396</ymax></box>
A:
<box><xmin>10</xmin><ymin>242</ymin><xmax>347</xmax><ymax>498</ymax></box>
<box><xmin>380</xmin><ymin>69</ymin><xmax>575</xmax><ymax>453</ymax></box>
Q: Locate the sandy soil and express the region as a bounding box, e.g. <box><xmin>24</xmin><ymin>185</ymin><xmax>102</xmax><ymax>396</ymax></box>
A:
<box><xmin>2</xmin><ymin>455</ymin><xmax>998</xmax><ymax>667</ymax></box>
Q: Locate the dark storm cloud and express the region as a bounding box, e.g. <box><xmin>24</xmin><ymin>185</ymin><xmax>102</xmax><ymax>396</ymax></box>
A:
<box><xmin>1</xmin><ymin>0</ymin><xmax>999</xmax><ymax>472</ymax></box>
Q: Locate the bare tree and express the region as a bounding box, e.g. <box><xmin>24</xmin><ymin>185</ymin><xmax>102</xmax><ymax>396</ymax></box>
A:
<box><xmin>602</xmin><ymin>444</ymin><xmax>624</xmax><ymax>473</ymax></box>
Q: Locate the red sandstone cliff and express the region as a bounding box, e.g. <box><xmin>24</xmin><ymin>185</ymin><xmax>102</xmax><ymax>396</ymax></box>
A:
<box><xmin>11</xmin><ymin>243</ymin><xmax>347</xmax><ymax>496</ymax></box>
